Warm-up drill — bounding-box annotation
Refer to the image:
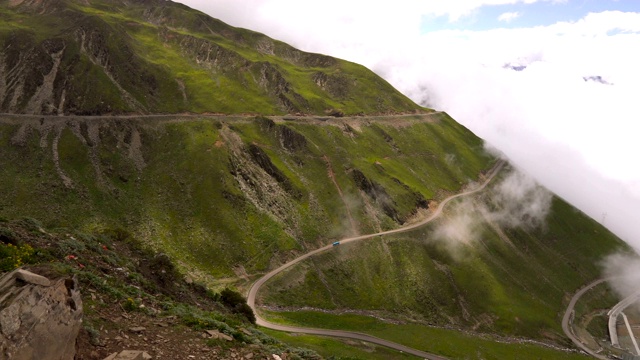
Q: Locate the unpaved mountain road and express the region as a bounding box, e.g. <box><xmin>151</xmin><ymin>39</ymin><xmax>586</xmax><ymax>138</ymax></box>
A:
<box><xmin>561</xmin><ymin>278</ymin><xmax>609</xmax><ymax>360</ymax></box>
<box><xmin>607</xmin><ymin>284</ymin><xmax>640</xmax><ymax>350</ymax></box>
<box><xmin>0</xmin><ymin>112</ymin><xmax>443</xmax><ymax>124</ymax></box>
<box><xmin>247</xmin><ymin>160</ymin><xmax>505</xmax><ymax>360</ymax></box>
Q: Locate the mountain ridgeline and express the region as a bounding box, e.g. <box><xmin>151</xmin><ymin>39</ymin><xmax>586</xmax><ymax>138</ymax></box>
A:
<box><xmin>0</xmin><ymin>0</ymin><xmax>422</xmax><ymax>115</ymax></box>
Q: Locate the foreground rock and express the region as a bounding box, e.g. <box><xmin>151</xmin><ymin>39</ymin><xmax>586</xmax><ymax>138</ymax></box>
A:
<box><xmin>0</xmin><ymin>268</ymin><xmax>83</xmax><ymax>359</ymax></box>
<box><xmin>103</xmin><ymin>350</ymin><xmax>152</xmax><ymax>360</ymax></box>
<box><xmin>203</xmin><ymin>329</ymin><xmax>234</xmax><ymax>342</ymax></box>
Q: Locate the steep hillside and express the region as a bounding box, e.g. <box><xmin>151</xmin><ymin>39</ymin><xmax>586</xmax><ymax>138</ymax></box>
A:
<box><xmin>0</xmin><ymin>112</ymin><xmax>630</xmax><ymax>358</ymax></box>
<box><xmin>0</xmin><ymin>0</ymin><xmax>422</xmax><ymax>115</ymax></box>
<box><xmin>0</xmin><ymin>218</ymin><xmax>343</xmax><ymax>360</ymax></box>
<box><xmin>0</xmin><ymin>1</ymin><xmax>632</xmax><ymax>358</ymax></box>
<box><xmin>0</xmin><ymin>113</ymin><xmax>492</xmax><ymax>283</ymax></box>
<box><xmin>258</xmin><ymin>171</ymin><xmax>629</xmax><ymax>359</ymax></box>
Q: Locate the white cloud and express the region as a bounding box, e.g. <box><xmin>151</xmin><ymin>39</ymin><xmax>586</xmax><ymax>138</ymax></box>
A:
<box><xmin>182</xmin><ymin>0</ymin><xmax>562</xmax><ymax>31</ymax></box>
<box><xmin>433</xmin><ymin>169</ymin><xmax>553</xmax><ymax>258</ymax></box>
<box><xmin>387</xmin><ymin>13</ymin><xmax>640</xmax><ymax>247</ymax></box>
<box><xmin>498</xmin><ymin>11</ymin><xmax>521</xmax><ymax>22</ymax></box>
<box><xmin>603</xmin><ymin>253</ymin><xmax>640</xmax><ymax>300</ymax></box>
<box><xmin>178</xmin><ymin>1</ymin><xmax>640</xmax><ymax>250</ymax></box>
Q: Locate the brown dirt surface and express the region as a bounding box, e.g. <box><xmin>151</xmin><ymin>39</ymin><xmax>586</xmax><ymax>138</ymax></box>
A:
<box><xmin>75</xmin><ymin>305</ymin><xmax>268</xmax><ymax>360</ymax></box>
<box><xmin>0</xmin><ymin>219</ymin><xmax>311</xmax><ymax>360</ymax></box>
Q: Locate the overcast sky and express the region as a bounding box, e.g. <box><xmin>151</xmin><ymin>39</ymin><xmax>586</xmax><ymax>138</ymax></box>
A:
<box><xmin>179</xmin><ymin>0</ymin><xmax>640</xmax><ymax>249</ymax></box>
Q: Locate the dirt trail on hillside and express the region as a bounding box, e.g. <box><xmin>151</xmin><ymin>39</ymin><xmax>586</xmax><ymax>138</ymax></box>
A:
<box><xmin>246</xmin><ymin>160</ymin><xmax>506</xmax><ymax>360</ymax></box>
<box><xmin>322</xmin><ymin>155</ymin><xmax>358</xmax><ymax>235</ymax></box>
<box><xmin>0</xmin><ymin>111</ymin><xmax>443</xmax><ymax>127</ymax></box>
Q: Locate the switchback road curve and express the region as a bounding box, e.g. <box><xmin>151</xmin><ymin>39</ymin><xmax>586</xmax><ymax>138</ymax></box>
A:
<box><xmin>561</xmin><ymin>278</ymin><xmax>609</xmax><ymax>360</ymax></box>
<box><xmin>247</xmin><ymin>160</ymin><xmax>505</xmax><ymax>359</ymax></box>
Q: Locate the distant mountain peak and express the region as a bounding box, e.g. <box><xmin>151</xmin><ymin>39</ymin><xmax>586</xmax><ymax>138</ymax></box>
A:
<box><xmin>503</xmin><ymin>63</ymin><xmax>527</xmax><ymax>72</ymax></box>
<box><xmin>583</xmin><ymin>75</ymin><xmax>613</xmax><ymax>85</ymax></box>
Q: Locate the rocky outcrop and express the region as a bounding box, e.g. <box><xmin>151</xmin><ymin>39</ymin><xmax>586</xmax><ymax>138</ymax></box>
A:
<box><xmin>223</xmin><ymin>127</ymin><xmax>302</xmax><ymax>236</ymax></box>
<box><xmin>351</xmin><ymin>169</ymin><xmax>399</xmax><ymax>222</ymax></box>
<box><xmin>254</xmin><ymin>62</ymin><xmax>309</xmax><ymax>113</ymax></box>
<box><xmin>0</xmin><ymin>32</ymin><xmax>66</xmax><ymax>114</ymax></box>
<box><xmin>104</xmin><ymin>350</ymin><xmax>152</xmax><ymax>360</ymax></box>
<box><xmin>312</xmin><ymin>72</ymin><xmax>351</xmax><ymax>99</ymax></box>
<box><xmin>4</xmin><ymin>0</ymin><xmax>67</xmax><ymax>15</ymax></box>
<box><xmin>0</xmin><ymin>268</ymin><xmax>83</xmax><ymax>360</ymax></box>
<box><xmin>254</xmin><ymin>117</ymin><xmax>308</xmax><ymax>152</ymax></box>
<box><xmin>247</xmin><ymin>144</ymin><xmax>299</xmax><ymax>198</ymax></box>
<box><xmin>174</xmin><ymin>32</ymin><xmax>248</xmax><ymax>71</ymax></box>
<box><xmin>276</xmin><ymin>125</ymin><xmax>307</xmax><ymax>152</ymax></box>
<box><xmin>73</xmin><ymin>20</ymin><xmax>150</xmax><ymax>113</ymax></box>
<box><xmin>169</xmin><ymin>32</ymin><xmax>310</xmax><ymax>113</ymax></box>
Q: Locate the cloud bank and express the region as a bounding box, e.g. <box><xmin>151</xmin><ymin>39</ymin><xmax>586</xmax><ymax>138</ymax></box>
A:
<box><xmin>179</xmin><ymin>1</ymin><xmax>640</xmax><ymax>249</ymax></box>
<box><xmin>433</xmin><ymin>169</ymin><xmax>552</xmax><ymax>256</ymax></box>
<box><xmin>395</xmin><ymin>15</ymin><xmax>640</xmax><ymax>248</ymax></box>
<box><xmin>498</xmin><ymin>11</ymin><xmax>521</xmax><ymax>23</ymax></box>
<box><xmin>603</xmin><ymin>253</ymin><xmax>640</xmax><ymax>302</ymax></box>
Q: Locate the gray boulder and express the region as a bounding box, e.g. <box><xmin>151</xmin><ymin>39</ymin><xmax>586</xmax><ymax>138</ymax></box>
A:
<box><xmin>103</xmin><ymin>350</ymin><xmax>152</xmax><ymax>360</ymax></box>
<box><xmin>0</xmin><ymin>268</ymin><xmax>83</xmax><ymax>360</ymax></box>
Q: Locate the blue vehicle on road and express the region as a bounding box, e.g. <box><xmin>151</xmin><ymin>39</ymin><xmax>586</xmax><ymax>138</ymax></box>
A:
<box><xmin>332</xmin><ymin>241</ymin><xmax>340</xmax><ymax>246</ymax></box>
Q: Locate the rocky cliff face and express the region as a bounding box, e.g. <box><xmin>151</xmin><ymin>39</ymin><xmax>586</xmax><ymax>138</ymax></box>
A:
<box><xmin>0</xmin><ymin>268</ymin><xmax>83</xmax><ymax>360</ymax></box>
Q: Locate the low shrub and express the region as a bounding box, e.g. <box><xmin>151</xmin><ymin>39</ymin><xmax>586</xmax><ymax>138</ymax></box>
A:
<box><xmin>220</xmin><ymin>288</ymin><xmax>256</xmax><ymax>324</ymax></box>
<box><xmin>122</xmin><ymin>297</ymin><xmax>140</xmax><ymax>312</ymax></box>
<box><xmin>18</xmin><ymin>217</ymin><xmax>42</xmax><ymax>232</ymax></box>
<box><xmin>220</xmin><ymin>288</ymin><xmax>246</xmax><ymax>308</ymax></box>
<box><xmin>0</xmin><ymin>243</ymin><xmax>35</xmax><ymax>272</ymax></box>
<box><xmin>0</xmin><ymin>227</ymin><xmax>18</xmax><ymax>245</ymax></box>
<box><xmin>58</xmin><ymin>237</ymin><xmax>86</xmax><ymax>255</ymax></box>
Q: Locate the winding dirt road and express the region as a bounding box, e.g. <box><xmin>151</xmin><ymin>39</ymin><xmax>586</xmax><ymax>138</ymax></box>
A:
<box><xmin>0</xmin><ymin>112</ymin><xmax>442</xmax><ymax>123</ymax></box>
<box><xmin>561</xmin><ymin>278</ymin><xmax>609</xmax><ymax>359</ymax></box>
<box><xmin>247</xmin><ymin>160</ymin><xmax>505</xmax><ymax>359</ymax></box>
<box><xmin>607</xmin><ymin>284</ymin><xmax>640</xmax><ymax>349</ymax></box>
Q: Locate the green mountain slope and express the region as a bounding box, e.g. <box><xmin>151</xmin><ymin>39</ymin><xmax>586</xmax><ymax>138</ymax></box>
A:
<box><xmin>261</xmin><ymin>189</ymin><xmax>626</xmax><ymax>343</ymax></box>
<box><xmin>0</xmin><ymin>217</ymin><xmax>340</xmax><ymax>359</ymax></box>
<box><xmin>0</xmin><ymin>112</ymin><xmax>629</xmax><ymax>358</ymax></box>
<box><xmin>0</xmin><ymin>1</ymin><xmax>632</xmax><ymax>358</ymax></box>
<box><xmin>0</xmin><ymin>0</ymin><xmax>421</xmax><ymax>115</ymax></box>
<box><xmin>0</xmin><ymin>113</ymin><xmax>492</xmax><ymax>280</ymax></box>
